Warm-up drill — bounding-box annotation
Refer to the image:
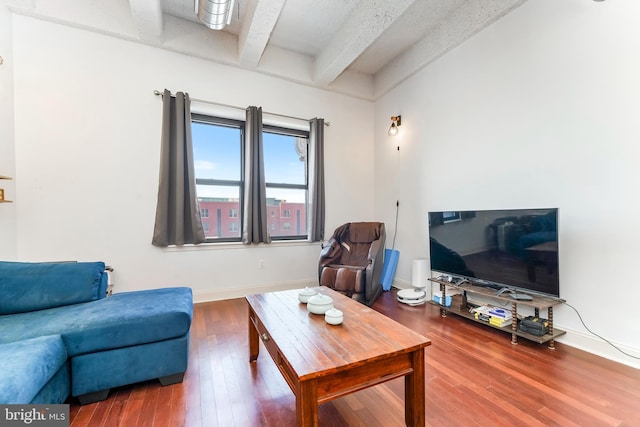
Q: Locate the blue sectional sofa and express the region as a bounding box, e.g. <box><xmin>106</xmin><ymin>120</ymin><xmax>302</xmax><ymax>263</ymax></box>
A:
<box><xmin>0</xmin><ymin>261</ymin><xmax>193</xmax><ymax>405</ymax></box>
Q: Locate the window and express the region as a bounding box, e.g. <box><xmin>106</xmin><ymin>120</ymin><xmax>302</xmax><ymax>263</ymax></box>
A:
<box><xmin>263</xmin><ymin>125</ymin><xmax>309</xmax><ymax>240</ymax></box>
<box><xmin>192</xmin><ymin>115</ymin><xmax>243</xmax><ymax>242</ymax></box>
<box><xmin>192</xmin><ymin>115</ymin><xmax>309</xmax><ymax>242</ymax></box>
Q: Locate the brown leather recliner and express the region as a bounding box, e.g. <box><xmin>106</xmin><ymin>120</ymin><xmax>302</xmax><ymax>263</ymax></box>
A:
<box><xmin>318</xmin><ymin>222</ymin><xmax>385</xmax><ymax>306</ymax></box>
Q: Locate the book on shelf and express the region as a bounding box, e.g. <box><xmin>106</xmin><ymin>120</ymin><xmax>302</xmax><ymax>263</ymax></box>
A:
<box><xmin>488</xmin><ymin>307</ymin><xmax>512</xmax><ymax>320</ymax></box>
<box><xmin>489</xmin><ymin>316</ymin><xmax>513</xmax><ymax>327</ymax></box>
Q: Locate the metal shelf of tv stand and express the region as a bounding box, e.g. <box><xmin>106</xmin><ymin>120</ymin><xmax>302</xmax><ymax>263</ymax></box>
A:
<box><xmin>428</xmin><ymin>278</ymin><xmax>566</xmax><ymax>348</ymax></box>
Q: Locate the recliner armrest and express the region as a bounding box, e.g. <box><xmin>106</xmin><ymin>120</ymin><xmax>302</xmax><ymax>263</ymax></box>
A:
<box><xmin>319</xmin><ymin>239</ymin><xmax>341</xmax><ymax>263</ymax></box>
<box><xmin>364</xmin><ymin>227</ymin><xmax>385</xmax><ymax>303</ymax></box>
<box><xmin>318</xmin><ymin>239</ymin><xmax>343</xmax><ymax>279</ymax></box>
<box><xmin>367</xmin><ymin>239</ymin><xmax>383</xmax><ymax>266</ymax></box>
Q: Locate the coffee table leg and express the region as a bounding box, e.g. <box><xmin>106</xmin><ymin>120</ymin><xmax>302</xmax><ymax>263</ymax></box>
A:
<box><xmin>248</xmin><ymin>308</ymin><xmax>259</xmax><ymax>362</ymax></box>
<box><xmin>404</xmin><ymin>348</ymin><xmax>425</xmax><ymax>426</ymax></box>
<box><xmin>296</xmin><ymin>380</ymin><xmax>318</xmax><ymax>427</ymax></box>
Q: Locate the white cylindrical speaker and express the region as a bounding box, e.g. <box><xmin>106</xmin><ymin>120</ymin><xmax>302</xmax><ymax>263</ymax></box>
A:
<box><xmin>412</xmin><ymin>258</ymin><xmax>428</xmax><ymax>289</ymax></box>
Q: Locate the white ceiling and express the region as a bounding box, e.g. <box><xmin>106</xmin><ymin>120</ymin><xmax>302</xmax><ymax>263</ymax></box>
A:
<box><xmin>7</xmin><ymin>0</ymin><xmax>529</xmax><ymax>99</ymax></box>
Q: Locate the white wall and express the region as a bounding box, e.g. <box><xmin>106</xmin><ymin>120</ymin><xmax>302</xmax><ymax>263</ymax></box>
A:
<box><xmin>10</xmin><ymin>16</ymin><xmax>375</xmax><ymax>301</ymax></box>
<box><xmin>374</xmin><ymin>0</ymin><xmax>640</xmax><ymax>367</ymax></box>
<box><xmin>0</xmin><ymin>3</ymin><xmax>17</xmax><ymax>260</ymax></box>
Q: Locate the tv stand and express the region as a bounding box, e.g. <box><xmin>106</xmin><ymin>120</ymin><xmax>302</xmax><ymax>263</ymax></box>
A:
<box><xmin>428</xmin><ymin>278</ymin><xmax>566</xmax><ymax>348</ymax></box>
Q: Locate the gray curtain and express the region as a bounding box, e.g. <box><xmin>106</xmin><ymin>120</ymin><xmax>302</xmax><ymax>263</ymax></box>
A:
<box><xmin>242</xmin><ymin>106</ymin><xmax>270</xmax><ymax>244</ymax></box>
<box><xmin>152</xmin><ymin>89</ymin><xmax>206</xmax><ymax>247</ymax></box>
<box><xmin>309</xmin><ymin>118</ymin><xmax>325</xmax><ymax>242</ymax></box>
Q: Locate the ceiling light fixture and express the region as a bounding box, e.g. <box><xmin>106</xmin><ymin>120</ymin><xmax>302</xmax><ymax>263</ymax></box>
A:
<box><xmin>388</xmin><ymin>115</ymin><xmax>401</xmax><ymax>137</ymax></box>
<box><xmin>196</xmin><ymin>0</ymin><xmax>236</xmax><ymax>30</ymax></box>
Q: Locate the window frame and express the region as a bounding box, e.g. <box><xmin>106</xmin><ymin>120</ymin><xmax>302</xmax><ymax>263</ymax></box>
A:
<box><xmin>191</xmin><ymin>115</ymin><xmax>310</xmax><ymax>243</ymax></box>
<box><xmin>192</xmin><ymin>114</ymin><xmax>245</xmax><ymax>243</ymax></box>
<box><xmin>263</xmin><ymin>124</ymin><xmax>310</xmax><ymax>241</ymax></box>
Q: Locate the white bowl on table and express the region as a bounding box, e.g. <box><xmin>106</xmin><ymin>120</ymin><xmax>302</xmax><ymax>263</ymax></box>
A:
<box><xmin>298</xmin><ymin>287</ymin><xmax>318</xmax><ymax>304</ymax></box>
<box><xmin>306</xmin><ymin>294</ymin><xmax>334</xmax><ymax>314</ymax></box>
<box><xmin>324</xmin><ymin>308</ymin><xmax>343</xmax><ymax>325</ymax></box>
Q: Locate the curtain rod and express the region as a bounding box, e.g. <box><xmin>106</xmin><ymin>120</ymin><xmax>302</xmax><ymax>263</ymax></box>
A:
<box><xmin>153</xmin><ymin>90</ymin><xmax>329</xmax><ymax>126</ymax></box>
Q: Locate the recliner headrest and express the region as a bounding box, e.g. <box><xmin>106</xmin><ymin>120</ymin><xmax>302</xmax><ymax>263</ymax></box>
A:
<box><xmin>348</xmin><ymin>222</ymin><xmax>380</xmax><ymax>243</ymax></box>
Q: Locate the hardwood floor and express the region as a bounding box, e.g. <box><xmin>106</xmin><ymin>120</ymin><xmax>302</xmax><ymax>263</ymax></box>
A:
<box><xmin>69</xmin><ymin>289</ymin><xmax>640</xmax><ymax>426</ymax></box>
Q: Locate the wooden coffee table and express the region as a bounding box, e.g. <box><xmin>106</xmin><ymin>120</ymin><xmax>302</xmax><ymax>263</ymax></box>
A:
<box><xmin>246</xmin><ymin>287</ymin><xmax>431</xmax><ymax>426</ymax></box>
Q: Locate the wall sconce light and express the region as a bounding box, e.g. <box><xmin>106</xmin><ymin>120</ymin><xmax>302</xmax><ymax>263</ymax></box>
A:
<box><xmin>388</xmin><ymin>115</ymin><xmax>401</xmax><ymax>136</ymax></box>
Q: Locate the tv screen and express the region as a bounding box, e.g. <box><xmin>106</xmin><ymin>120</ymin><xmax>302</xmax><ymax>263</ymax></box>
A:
<box><xmin>428</xmin><ymin>208</ymin><xmax>559</xmax><ymax>297</ymax></box>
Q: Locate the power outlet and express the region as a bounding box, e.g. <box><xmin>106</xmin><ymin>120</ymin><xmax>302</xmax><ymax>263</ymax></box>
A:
<box><xmin>259</xmin><ymin>259</ymin><xmax>265</xmax><ymax>269</ymax></box>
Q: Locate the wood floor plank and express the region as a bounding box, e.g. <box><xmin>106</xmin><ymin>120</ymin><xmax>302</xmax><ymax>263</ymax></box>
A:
<box><xmin>136</xmin><ymin>382</ymin><xmax>160</xmax><ymax>427</ymax></box>
<box><xmin>118</xmin><ymin>383</ymin><xmax>145</xmax><ymax>427</ymax></box>
<box><xmin>68</xmin><ymin>289</ymin><xmax>640</xmax><ymax>426</ymax></box>
<box><xmin>208</xmin><ymin>336</ymin><xmax>235</xmax><ymax>426</ymax></box>
<box><xmin>196</xmin><ymin>338</ymin><xmax>218</xmax><ymax>427</ymax></box>
<box><xmin>169</xmin><ymin>382</ymin><xmax>187</xmax><ymax>427</ymax></box>
<box><xmin>101</xmin><ymin>388</ymin><xmax>129</xmax><ymax>427</ymax></box>
<box><xmin>183</xmin><ymin>347</ymin><xmax>202</xmax><ymax>427</ymax></box>
<box><xmin>153</xmin><ymin>377</ymin><xmax>174</xmax><ymax>427</ymax></box>
<box><xmin>85</xmin><ymin>396</ymin><xmax>113</xmax><ymax>427</ymax></box>
<box><xmin>69</xmin><ymin>400</ymin><xmax>96</xmax><ymax>427</ymax></box>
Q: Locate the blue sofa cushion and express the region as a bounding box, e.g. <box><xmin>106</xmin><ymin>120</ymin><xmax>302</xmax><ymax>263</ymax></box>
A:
<box><xmin>0</xmin><ymin>287</ymin><xmax>193</xmax><ymax>356</ymax></box>
<box><xmin>0</xmin><ymin>261</ymin><xmax>107</xmax><ymax>315</ymax></box>
<box><xmin>0</xmin><ymin>335</ymin><xmax>68</xmax><ymax>404</ymax></box>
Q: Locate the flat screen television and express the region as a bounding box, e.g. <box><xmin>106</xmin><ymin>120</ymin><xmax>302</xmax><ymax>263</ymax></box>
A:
<box><xmin>428</xmin><ymin>208</ymin><xmax>559</xmax><ymax>298</ymax></box>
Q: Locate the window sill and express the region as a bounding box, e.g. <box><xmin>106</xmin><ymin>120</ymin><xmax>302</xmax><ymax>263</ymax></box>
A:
<box><xmin>159</xmin><ymin>239</ymin><xmax>316</xmax><ymax>252</ymax></box>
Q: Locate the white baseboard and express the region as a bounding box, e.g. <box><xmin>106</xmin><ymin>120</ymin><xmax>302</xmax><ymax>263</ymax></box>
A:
<box><xmin>554</xmin><ymin>326</ymin><xmax>640</xmax><ymax>369</ymax></box>
<box><xmin>392</xmin><ymin>278</ymin><xmax>412</xmax><ymax>289</ymax></box>
<box><xmin>193</xmin><ymin>279</ymin><xmax>317</xmax><ymax>303</ymax></box>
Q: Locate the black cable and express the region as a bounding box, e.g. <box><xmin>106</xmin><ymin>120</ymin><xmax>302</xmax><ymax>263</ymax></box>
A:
<box><xmin>565</xmin><ymin>302</ymin><xmax>640</xmax><ymax>360</ymax></box>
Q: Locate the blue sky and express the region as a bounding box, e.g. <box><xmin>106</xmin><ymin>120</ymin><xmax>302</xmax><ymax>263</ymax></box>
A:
<box><xmin>192</xmin><ymin>122</ymin><xmax>307</xmax><ymax>202</ymax></box>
